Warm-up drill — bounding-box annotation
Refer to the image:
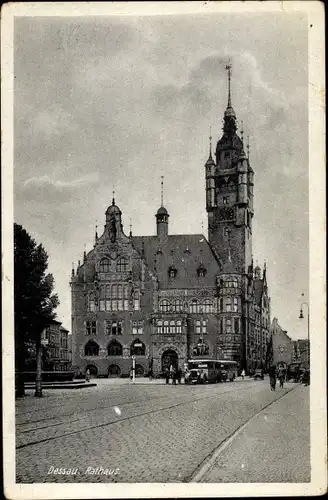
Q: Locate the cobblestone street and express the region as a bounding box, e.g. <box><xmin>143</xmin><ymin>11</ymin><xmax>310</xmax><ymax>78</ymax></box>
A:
<box><xmin>16</xmin><ymin>379</ymin><xmax>309</xmax><ymax>483</ymax></box>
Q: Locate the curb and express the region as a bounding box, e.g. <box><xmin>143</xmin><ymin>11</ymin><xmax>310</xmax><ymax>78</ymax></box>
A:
<box><xmin>189</xmin><ymin>383</ymin><xmax>300</xmax><ymax>482</ymax></box>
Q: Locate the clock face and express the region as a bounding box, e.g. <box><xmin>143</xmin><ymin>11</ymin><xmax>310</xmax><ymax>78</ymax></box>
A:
<box><xmin>218</xmin><ymin>207</ymin><xmax>234</xmax><ymax>221</ymax></box>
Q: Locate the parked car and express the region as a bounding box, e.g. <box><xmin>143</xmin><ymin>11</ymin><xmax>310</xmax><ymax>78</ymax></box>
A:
<box><xmin>253</xmin><ymin>369</ymin><xmax>264</xmax><ymax>380</ymax></box>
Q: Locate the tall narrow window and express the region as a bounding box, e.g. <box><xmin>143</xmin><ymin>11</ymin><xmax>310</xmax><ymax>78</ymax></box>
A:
<box><xmin>111</xmin><ymin>284</ymin><xmax>118</xmax><ymax>311</ymax></box>
<box><xmin>105</xmin><ymin>285</ymin><xmax>111</xmax><ymax>311</ymax></box>
<box><xmin>133</xmin><ymin>290</ymin><xmax>140</xmax><ymax>311</ymax></box>
<box><xmin>220</xmin><ymin>318</ymin><xmax>223</xmax><ymax>334</ymax></box>
<box><xmin>117</xmin><ymin>258</ymin><xmax>128</xmax><ymax>272</ymax></box>
<box><xmin>100</xmin><ymin>286</ymin><xmax>105</xmax><ymax>311</ymax></box>
<box><xmin>226</xmin><ymin>319</ymin><xmax>232</xmax><ymax>333</ymax></box>
<box><xmin>124</xmin><ymin>285</ymin><xmax>129</xmax><ymax>310</ymax></box>
<box><xmin>99</xmin><ymin>258</ymin><xmax>110</xmax><ymax>273</ymax></box>
<box><xmin>89</xmin><ymin>292</ymin><xmax>95</xmax><ymax>312</ymax></box>
<box><xmin>234</xmin><ymin>318</ymin><xmax>240</xmax><ymax>334</ymax></box>
<box><xmin>196</xmin><ymin>320</ymin><xmax>201</xmax><ymax>334</ymax></box>
<box><xmin>176</xmin><ymin>320</ymin><xmax>182</xmax><ymax>334</ymax></box>
<box><xmin>170</xmin><ymin>320</ymin><xmax>176</xmax><ymax>334</ymax></box>
<box><xmin>226</xmin><ymin>297</ymin><xmax>232</xmax><ymax>312</ymax></box>
<box><xmin>189</xmin><ymin>299</ymin><xmax>199</xmax><ymax>313</ymax></box>
<box><xmin>132</xmin><ymin>321</ymin><xmax>143</xmax><ymax>335</ymax></box>
<box><xmin>219</xmin><ymin>298</ymin><xmax>223</xmax><ymax>312</ymax></box>
<box><xmin>117</xmin><ymin>284</ymin><xmax>123</xmax><ymax>311</ymax></box>
<box><xmin>233</xmin><ymin>297</ymin><xmax>238</xmax><ymax>312</ymax></box>
<box><xmin>202</xmin><ymin>299</ymin><xmax>213</xmax><ymax>313</ymax></box>
<box><xmin>159</xmin><ymin>299</ymin><xmax>170</xmax><ymax>312</ymax></box>
<box><xmin>172</xmin><ymin>299</ymin><xmax>183</xmax><ymax>312</ymax></box>
<box><xmin>163</xmin><ymin>320</ymin><xmax>169</xmax><ymax>334</ymax></box>
<box><xmin>157</xmin><ymin>320</ymin><xmax>163</xmax><ymax>334</ymax></box>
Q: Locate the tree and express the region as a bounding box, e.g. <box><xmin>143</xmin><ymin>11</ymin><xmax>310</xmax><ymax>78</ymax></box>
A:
<box><xmin>14</xmin><ymin>224</ymin><xmax>59</xmax><ymax>397</ymax></box>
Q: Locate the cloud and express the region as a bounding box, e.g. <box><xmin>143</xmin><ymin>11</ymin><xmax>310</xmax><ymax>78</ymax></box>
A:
<box><xmin>20</xmin><ymin>173</ymin><xmax>99</xmax><ymax>203</ymax></box>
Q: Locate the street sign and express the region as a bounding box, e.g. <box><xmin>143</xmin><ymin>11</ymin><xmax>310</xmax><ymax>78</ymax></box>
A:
<box><xmin>41</xmin><ymin>339</ymin><xmax>49</xmax><ymax>346</ymax></box>
<box><xmin>132</xmin><ymin>355</ymin><xmax>136</xmax><ymax>360</ymax></box>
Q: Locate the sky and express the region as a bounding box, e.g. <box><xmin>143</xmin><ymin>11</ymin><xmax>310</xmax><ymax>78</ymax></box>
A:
<box><xmin>14</xmin><ymin>11</ymin><xmax>309</xmax><ymax>339</ymax></box>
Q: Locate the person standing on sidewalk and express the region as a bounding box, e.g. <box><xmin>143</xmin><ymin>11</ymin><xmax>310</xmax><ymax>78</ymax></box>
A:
<box><xmin>241</xmin><ymin>369</ymin><xmax>245</xmax><ymax>380</ymax></box>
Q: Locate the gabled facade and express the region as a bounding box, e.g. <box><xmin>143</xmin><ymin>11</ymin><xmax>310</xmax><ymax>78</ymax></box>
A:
<box><xmin>70</xmin><ymin>67</ymin><xmax>271</xmax><ymax>377</ymax></box>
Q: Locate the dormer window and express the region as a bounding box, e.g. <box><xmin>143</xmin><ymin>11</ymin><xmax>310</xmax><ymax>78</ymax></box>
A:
<box><xmin>168</xmin><ymin>266</ymin><xmax>177</xmax><ymax>279</ymax></box>
<box><xmin>197</xmin><ymin>265</ymin><xmax>207</xmax><ymax>278</ymax></box>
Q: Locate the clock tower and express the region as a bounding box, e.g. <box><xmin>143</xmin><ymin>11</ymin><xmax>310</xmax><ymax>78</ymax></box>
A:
<box><xmin>206</xmin><ymin>64</ymin><xmax>254</xmax><ymax>274</ymax></box>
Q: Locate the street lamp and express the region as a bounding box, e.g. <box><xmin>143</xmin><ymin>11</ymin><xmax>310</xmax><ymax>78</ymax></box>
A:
<box><xmin>299</xmin><ymin>301</ymin><xmax>310</xmax><ymax>368</ymax></box>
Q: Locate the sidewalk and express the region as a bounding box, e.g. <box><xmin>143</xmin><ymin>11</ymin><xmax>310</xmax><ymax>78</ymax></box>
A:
<box><xmin>195</xmin><ymin>384</ymin><xmax>310</xmax><ymax>483</ymax></box>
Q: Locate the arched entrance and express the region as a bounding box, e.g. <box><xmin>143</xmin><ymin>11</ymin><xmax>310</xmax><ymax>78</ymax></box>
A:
<box><xmin>85</xmin><ymin>364</ymin><xmax>98</xmax><ymax>378</ymax></box>
<box><xmin>108</xmin><ymin>364</ymin><xmax>121</xmax><ymax>377</ymax></box>
<box><xmin>135</xmin><ymin>364</ymin><xmax>144</xmax><ymax>377</ymax></box>
<box><xmin>161</xmin><ymin>349</ymin><xmax>178</xmax><ymax>373</ymax></box>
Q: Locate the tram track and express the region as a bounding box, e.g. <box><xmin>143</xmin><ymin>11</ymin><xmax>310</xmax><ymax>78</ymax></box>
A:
<box><xmin>16</xmin><ymin>380</ymin><xmax>257</xmax><ymax>427</ymax></box>
<box><xmin>16</xmin><ymin>382</ymin><xmax>260</xmax><ymax>449</ymax></box>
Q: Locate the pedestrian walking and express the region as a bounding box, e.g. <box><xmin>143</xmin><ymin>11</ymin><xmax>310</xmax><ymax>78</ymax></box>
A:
<box><xmin>279</xmin><ymin>373</ymin><xmax>284</xmax><ymax>388</ymax></box>
<box><xmin>165</xmin><ymin>367</ymin><xmax>170</xmax><ymax>385</ymax></box>
<box><xmin>241</xmin><ymin>369</ymin><xmax>245</xmax><ymax>380</ymax></box>
<box><xmin>172</xmin><ymin>367</ymin><xmax>177</xmax><ymax>385</ymax></box>
<box><xmin>177</xmin><ymin>367</ymin><xmax>182</xmax><ymax>384</ymax></box>
<box><xmin>129</xmin><ymin>369</ymin><xmax>133</xmax><ymax>381</ymax></box>
<box><xmin>269</xmin><ymin>366</ymin><xmax>276</xmax><ymax>391</ymax></box>
<box><xmin>85</xmin><ymin>368</ymin><xmax>91</xmax><ymax>382</ymax></box>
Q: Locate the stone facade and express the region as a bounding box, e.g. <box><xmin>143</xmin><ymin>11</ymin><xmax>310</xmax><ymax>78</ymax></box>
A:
<box><xmin>70</xmin><ymin>72</ymin><xmax>271</xmax><ymax>377</ymax></box>
<box><xmin>270</xmin><ymin>318</ymin><xmax>294</xmax><ymax>368</ymax></box>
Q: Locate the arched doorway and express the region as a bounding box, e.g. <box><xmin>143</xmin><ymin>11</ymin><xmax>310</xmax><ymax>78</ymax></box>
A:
<box><xmin>85</xmin><ymin>364</ymin><xmax>98</xmax><ymax>378</ymax></box>
<box><xmin>108</xmin><ymin>364</ymin><xmax>121</xmax><ymax>377</ymax></box>
<box><xmin>161</xmin><ymin>349</ymin><xmax>178</xmax><ymax>373</ymax></box>
<box><xmin>135</xmin><ymin>364</ymin><xmax>144</xmax><ymax>377</ymax></box>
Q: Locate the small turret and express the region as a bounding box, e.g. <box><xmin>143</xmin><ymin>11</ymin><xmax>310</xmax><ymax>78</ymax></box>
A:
<box><xmin>156</xmin><ymin>176</ymin><xmax>169</xmax><ymax>240</ymax></box>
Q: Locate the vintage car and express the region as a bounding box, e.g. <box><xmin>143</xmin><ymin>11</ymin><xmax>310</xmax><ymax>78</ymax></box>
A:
<box><xmin>253</xmin><ymin>368</ymin><xmax>264</xmax><ymax>380</ymax></box>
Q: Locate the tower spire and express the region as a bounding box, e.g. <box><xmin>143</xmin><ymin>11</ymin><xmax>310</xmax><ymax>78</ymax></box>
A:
<box><xmin>247</xmin><ymin>136</ymin><xmax>250</xmax><ymax>159</ymax></box>
<box><xmin>129</xmin><ymin>218</ymin><xmax>132</xmax><ymax>237</ymax></box>
<box><xmin>225</xmin><ymin>61</ymin><xmax>232</xmax><ymax>108</ymax></box>
<box><xmin>95</xmin><ymin>221</ymin><xmax>98</xmax><ymax>244</ymax></box>
<box><xmin>209</xmin><ymin>126</ymin><xmax>213</xmax><ymax>158</ymax></box>
<box><xmin>160</xmin><ymin>176</ymin><xmax>164</xmax><ymax>207</ymax></box>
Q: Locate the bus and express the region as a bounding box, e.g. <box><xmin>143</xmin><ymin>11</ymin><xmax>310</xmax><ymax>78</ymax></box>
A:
<box><xmin>186</xmin><ymin>359</ymin><xmax>238</xmax><ymax>384</ymax></box>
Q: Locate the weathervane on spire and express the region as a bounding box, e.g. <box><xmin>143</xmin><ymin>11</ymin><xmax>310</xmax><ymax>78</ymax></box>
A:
<box><xmin>209</xmin><ymin>126</ymin><xmax>213</xmax><ymax>157</ymax></box>
<box><xmin>225</xmin><ymin>61</ymin><xmax>232</xmax><ymax>108</ymax></box>
<box><xmin>160</xmin><ymin>176</ymin><xmax>164</xmax><ymax>207</ymax></box>
<box><xmin>112</xmin><ymin>189</ymin><xmax>115</xmax><ymax>205</ymax></box>
<box><xmin>129</xmin><ymin>218</ymin><xmax>132</xmax><ymax>237</ymax></box>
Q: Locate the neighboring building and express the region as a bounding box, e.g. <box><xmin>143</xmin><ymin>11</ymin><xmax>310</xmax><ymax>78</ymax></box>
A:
<box><xmin>293</xmin><ymin>339</ymin><xmax>310</xmax><ymax>367</ymax></box>
<box><xmin>70</xmin><ymin>67</ymin><xmax>271</xmax><ymax>377</ymax></box>
<box><xmin>270</xmin><ymin>318</ymin><xmax>294</xmax><ymax>368</ymax></box>
<box><xmin>40</xmin><ymin>319</ymin><xmax>71</xmax><ymax>371</ymax></box>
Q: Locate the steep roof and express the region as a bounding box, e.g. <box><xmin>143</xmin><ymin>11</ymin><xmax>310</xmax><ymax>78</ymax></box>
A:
<box><xmin>132</xmin><ymin>234</ymin><xmax>220</xmax><ymax>289</ymax></box>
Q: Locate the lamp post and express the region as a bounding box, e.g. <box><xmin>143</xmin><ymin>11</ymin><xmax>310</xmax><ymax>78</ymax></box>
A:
<box><xmin>299</xmin><ymin>301</ymin><xmax>310</xmax><ymax>368</ymax></box>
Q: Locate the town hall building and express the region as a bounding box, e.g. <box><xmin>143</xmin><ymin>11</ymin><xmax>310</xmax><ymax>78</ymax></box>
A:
<box><xmin>70</xmin><ymin>67</ymin><xmax>271</xmax><ymax>377</ymax></box>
